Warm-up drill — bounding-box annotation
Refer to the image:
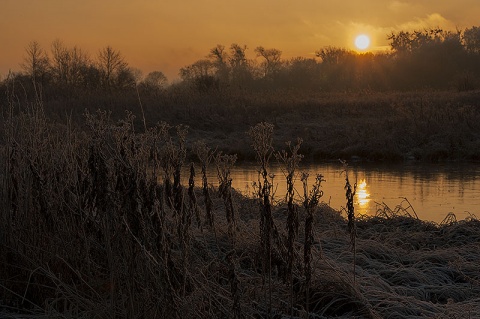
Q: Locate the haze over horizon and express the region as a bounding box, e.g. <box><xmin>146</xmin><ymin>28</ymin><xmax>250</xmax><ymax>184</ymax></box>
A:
<box><xmin>1</xmin><ymin>0</ymin><xmax>479</xmax><ymax>81</ymax></box>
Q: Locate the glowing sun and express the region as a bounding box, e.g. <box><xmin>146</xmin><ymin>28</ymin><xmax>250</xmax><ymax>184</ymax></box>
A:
<box><xmin>355</xmin><ymin>34</ymin><xmax>370</xmax><ymax>50</ymax></box>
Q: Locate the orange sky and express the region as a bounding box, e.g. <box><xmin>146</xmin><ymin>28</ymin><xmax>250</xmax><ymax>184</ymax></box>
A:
<box><xmin>1</xmin><ymin>0</ymin><xmax>479</xmax><ymax>81</ymax></box>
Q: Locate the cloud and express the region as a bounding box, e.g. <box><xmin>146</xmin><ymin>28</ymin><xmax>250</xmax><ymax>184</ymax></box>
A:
<box><xmin>396</xmin><ymin>13</ymin><xmax>456</xmax><ymax>31</ymax></box>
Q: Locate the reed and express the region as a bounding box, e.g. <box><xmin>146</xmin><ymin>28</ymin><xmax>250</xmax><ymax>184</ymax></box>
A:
<box><xmin>275</xmin><ymin>138</ymin><xmax>303</xmax><ymax>315</ymax></box>
<box><xmin>187</xmin><ymin>163</ymin><xmax>202</xmax><ymax>229</ymax></box>
<box><xmin>215</xmin><ymin>152</ymin><xmax>237</xmax><ymax>242</ymax></box>
<box><xmin>301</xmin><ymin>172</ymin><xmax>325</xmax><ymax>314</ymax></box>
<box><xmin>341</xmin><ymin>160</ymin><xmax>357</xmax><ymax>284</ymax></box>
<box><xmin>193</xmin><ymin>140</ymin><xmax>216</xmax><ymax>228</ymax></box>
<box><xmin>248</xmin><ymin>122</ymin><xmax>275</xmax><ymax>317</ymax></box>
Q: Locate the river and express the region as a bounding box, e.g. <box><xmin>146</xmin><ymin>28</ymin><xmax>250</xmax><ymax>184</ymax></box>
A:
<box><xmin>200</xmin><ymin>162</ymin><xmax>480</xmax><ymax>223</ymax></box>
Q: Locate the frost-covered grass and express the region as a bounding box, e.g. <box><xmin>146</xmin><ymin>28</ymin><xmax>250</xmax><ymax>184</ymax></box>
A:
<box><xmin>1</xmin><ymin>101</ymin><xmax>480</xmax><ymax>318</ymax></box>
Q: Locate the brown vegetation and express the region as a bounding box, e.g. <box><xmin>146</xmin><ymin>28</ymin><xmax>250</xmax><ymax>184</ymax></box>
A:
<box><xmin>1</xmin><ymin>104</ymin><xmax>479</xmax><ymax>318</ymax></box>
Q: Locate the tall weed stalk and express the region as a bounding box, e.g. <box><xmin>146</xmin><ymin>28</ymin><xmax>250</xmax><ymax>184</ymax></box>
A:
<box><xmin>276</xmin><ymin>138</ymin><xmax>303</xmax><ymax>314</ymax></box>
<box><xmin>188</xmin><ymin>163</ymin><xmax>202</xmax><ymax>230</ymax></box>
<box><xmin>193</xmin><ymin>140</ymin><xmax>216</xmax><ymax>228</ymax></box>
<box><xmin>248</xmin><ymin>122</ymin><xmax>275</xmax><ymax>316</ymax></box>
<box><xmin>215</xmin><ymin>153</ymin><xmax>237</xmax><ymax>242</ymax></box>
<box><xmin>301</xmin><ymin>172</ymin><xmax>325</xmax><ymax>314</ymax></box>
<box><xmin>342</xmin><ymin>160</ymin><xmax>357</xmax><ymax>284</ymax></box>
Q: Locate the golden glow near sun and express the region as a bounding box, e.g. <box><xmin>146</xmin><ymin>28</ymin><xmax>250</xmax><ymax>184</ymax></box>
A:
<box><xmin>356</xmin><ymin>179</ymin><xmax>371</xmax><ymax>208</ymax></box>
<box><xmin>355</xmin><ymin>34</ymin><xmax>370</xmax><ymax>50</ymax></box>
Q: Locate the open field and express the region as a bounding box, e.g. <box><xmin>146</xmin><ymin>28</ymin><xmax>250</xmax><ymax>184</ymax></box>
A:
<box><xmin>1</xmin><ymin>108</ymin><xmax>479</xmax><ymax>318</ymax></box>
<box><xmin>4</xmin><ymin>86</ymin><xmax>480</xmax><ymax>162</ymax></box>
<box><xmin>169</xmin><ymin>89</ymin><xmax>480</xmax><ymax>162</ymax></box>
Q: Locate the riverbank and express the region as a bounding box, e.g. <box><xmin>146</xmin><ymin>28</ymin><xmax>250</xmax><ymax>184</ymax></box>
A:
<box><xmin>1</xmin><ymin>109</ymin><xmax>480</xmax><ymax>318</ymax></box>
<box><xmin>1</xmin><ymin>193</ymin><xmax>479</xmax><ymax>318</ymax></box>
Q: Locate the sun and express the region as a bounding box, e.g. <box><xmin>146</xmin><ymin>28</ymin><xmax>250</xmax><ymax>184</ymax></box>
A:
<box><xmin>354</xmin><ymin>34</ymin><xmax>370</xmax><ymax>50</ymax></box>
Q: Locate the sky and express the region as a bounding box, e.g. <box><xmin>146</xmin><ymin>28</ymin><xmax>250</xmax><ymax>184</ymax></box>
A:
<box><xmin>1</xmin><ymin>0</ymin><xmax>479</xmax><ymax>81</ymax></box>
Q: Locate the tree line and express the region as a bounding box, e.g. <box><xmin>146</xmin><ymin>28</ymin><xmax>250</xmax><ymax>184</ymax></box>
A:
<box><xmin>2</xmin><ymin>39</ymin><xmax>168</xmax><ymax>99</ymax></box>
<box><xmin>2</xmin><ymin>26</ymin><xmax>480</xmax><ymax>99</ymax></box>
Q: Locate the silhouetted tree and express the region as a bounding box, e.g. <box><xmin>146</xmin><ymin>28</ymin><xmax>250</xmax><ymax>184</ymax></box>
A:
<box><xmin>180</xmin><ymin>59</ymin><xmax>218</xmax><ymax>91</ymax></box>
<box><xmin>97</xmin><ymin>46</ymin><xmax>128</xmax><ymax>88</ymax></box>
<box><xmin>387</xmin><ymin>31</ymin><xmax>413</xmax><ymax>53</ymax></box>
<box><xmin>180</xmin><ymin>60</ymin><xmax>216</xmax><ymax>80</ymax></box>
<box><xmin>228</xmin><ymin>43</ymin><xmax>253</xmax><ymax>87</ymax></box>
<box><xmin>279</xmin><ymin>57</ymin><xmax>320</xmax><ymax>89</ymax></box>
<box><xmin>316</xmin><ymin>46</ymin><xmax>354</xmax><ymax>65</ymax></box>
<box><xmin>115</xmin><ymin>67</ymin><xmax>136</xmax><ymax>90</ymax></box>
<box><xmin>388</xmin><ymin>28</ymin><xmax>462</xmax><ymax>55</ymax></box>
<box><xmin>51</xmin><ymin>39</ymin><xmax>69</xmax><ymax>84</ymax></box>
<box><xmin>387</xmin><ymin>28</ymin><xmax>468</xmax><ymax>89</ymax></box>
<box><xmin>142</xmin><ymin>71</ymin><xmax>168</xmax><ymax>90</ymax></box>
<box><xmin>229</xmin><ymin>44</ymin><xmax>248</xmax><ymax>69</ymax></box>
<box><xmin>208</xmin><ymin>45</ymin><xmax>230</xmax><ymax>83</ymax></box>
<box><xmin>21</xmin><ymin>41</ymin><xmax>51</xmax><ymax>84</ymax></box>
<box><xmin>79</xmin><ymin>64</ymin><xmax>102</xmax><ymax>90</ymax></box>
<box><xmin>254</xmin><ymin>46</ymin><xmax>282</xmax><ymax>79</ymax></box>
<box><xmin>51</xmin><ymin>39</ymin><xmax>90</xmax><ymax>87</ymax></box>
<box><xmin>463</xmin><ymin>26</ymin><xmax>480</xmax><ymax>54</ymax></box>
<box><xmin>316</xmin><ymin>47</ymin><xmax>357</xmax><ymax>90</ymax></box>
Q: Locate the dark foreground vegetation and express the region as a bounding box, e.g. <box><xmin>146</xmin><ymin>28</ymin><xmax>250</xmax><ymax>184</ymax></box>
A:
<box><xmin>1</xmin><ymin>105</ymin><xmax>480</xmax><ymax>318</ymax></box>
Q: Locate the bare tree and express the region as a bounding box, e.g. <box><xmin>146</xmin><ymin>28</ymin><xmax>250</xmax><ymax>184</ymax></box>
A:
<box><xmin>229</xmin><ymin>43</ymin><xmax>248</xmax><ymax>69</ymax></box>
<box><xmin>51</xmin><ymin>39</ymin><xmax>69</xmax><ymax>84</ymax></box>
<box><xmin>254</xmin><ymin>46</ymin><xmax>282</xmax><ymax>78</ymax></box>
<box><xmin>315</xmin><ymin>46</ymin><xmax>354</xmax><ymax>64</ymax></box>
<box><xmin>229</xmin><ymin>43</ymin><xmax>252</xmax><ymax>86</ymax></box>
<box><xmin>51</xmin><ymin>39</ymin><xmax>90</xmax><ymax>87</ymax></box>
<box><xmin>208</xmin><ymin>44</ymin><xmax>230</xmax><ymax>82</ymax></box>
<box><xmin>180</xmin><ymin>59</ymin><xmax>217</xmax><ymax>80</ymax></box>
<box><xmin>71</xmin><ymin>47</ymin><xmax>90</xmax><ymax>83</ymax></box>
<box><xmin>180</xmin><ymin>59</ymin><xmax>218</xmax><ymax>91</ymax></box>
<box><xmin>21</xmin><ymin>41</ymin><xmax>50</xmax><ymax>83</ymax></box>
<box><xmin>97</xmin><ymin>46</ymin><xmax>128</xmax><ymax>87</ymax></box>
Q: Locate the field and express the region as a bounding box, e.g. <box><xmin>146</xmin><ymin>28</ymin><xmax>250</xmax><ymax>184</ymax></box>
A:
<box><xmin>1</xmin><ymin>97</ymin><xmax>480</xmax><ymax>318</ymax></box>
<box><xmin>72</xmin><ymin>88</ymin><xmax>480</xmax><ymax>162</ymax></box>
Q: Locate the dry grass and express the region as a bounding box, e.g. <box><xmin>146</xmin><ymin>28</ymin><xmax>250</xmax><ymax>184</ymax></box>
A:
<box><xmin>3</xmin><ymin>76</ymin><xmax>480</xmax><ymax>162</ymax></box>
<box><xmin>1</xmin><ymin>103</ymin><xmax>480</xmax><ymax>318</ymax></box>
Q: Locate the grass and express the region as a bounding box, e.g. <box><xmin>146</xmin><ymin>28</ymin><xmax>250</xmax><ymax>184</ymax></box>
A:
<box><xmin>3</xmin><ymin>76</ymin><xmax>480</xmax><ymax>162</ymax></box>
<box><xmin>1</xmin><ymin>96</ymin><xmax>480</xmax><ymax>318</ymax></box>
<box><xmin>156</xmin><ymin>89</ymin><xmax>480</xmax><ymax>162</ymax></box>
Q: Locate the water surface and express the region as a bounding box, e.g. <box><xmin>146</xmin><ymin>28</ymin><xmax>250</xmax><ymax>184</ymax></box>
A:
<box><xmin>204</xmin><ymin>162</ymin><xmax>480</xmax><ymax>223</ymax></box>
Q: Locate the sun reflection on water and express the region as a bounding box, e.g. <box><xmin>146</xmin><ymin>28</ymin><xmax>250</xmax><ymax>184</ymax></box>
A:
<box><xmin>356</xmin><ymin>179</ymin><xmax>371</xmax><ymax>215</ymax></box>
